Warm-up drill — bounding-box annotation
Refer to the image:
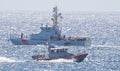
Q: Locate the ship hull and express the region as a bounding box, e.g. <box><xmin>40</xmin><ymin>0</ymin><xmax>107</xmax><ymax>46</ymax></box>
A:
<box><xmin>10</xmin><ymin>38</ymin><xmax>91</xmax><ymax>46</ymax></box>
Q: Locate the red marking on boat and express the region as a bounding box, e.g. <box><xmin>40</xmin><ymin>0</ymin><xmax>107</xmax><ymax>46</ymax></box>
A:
<box><xmin>66</xmin><ymin>53</ymin><xmax>88</xmax><ymax>59</ymax></box>
<box><xmin>39</xmin><ymin>54</ymin><xmax>45</xmax><ymax>58</ymax></box>
<box><xmin>21</xmin><ymin>39</ymin><xmax>29</xmax><ymax>45</ymax></box>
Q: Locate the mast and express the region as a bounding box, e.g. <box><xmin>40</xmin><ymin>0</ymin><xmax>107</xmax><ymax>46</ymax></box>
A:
<box><xmin>51</xmin><ymin>6</ymin><xmax>63</xmax><ymax>39</ymax></box>
<box><xmin>51</xmin><ymin>6</ymin><xmax>62</xmax><ymax>27</ymax></box>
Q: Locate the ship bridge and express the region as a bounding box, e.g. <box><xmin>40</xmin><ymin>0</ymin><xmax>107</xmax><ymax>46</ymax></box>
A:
<box><xmin>30</xmin><ymin>25</ymin><xmax>61</xmax><ymax>40</ymax></box>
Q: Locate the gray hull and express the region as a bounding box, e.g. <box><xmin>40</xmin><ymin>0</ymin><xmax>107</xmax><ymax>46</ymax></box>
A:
<box><xmin>32</xmin><ymin>53</ymin><xmax>88</xmax><ymax>62</ymax></box>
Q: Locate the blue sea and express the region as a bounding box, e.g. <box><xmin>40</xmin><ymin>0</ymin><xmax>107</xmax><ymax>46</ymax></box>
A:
<box><xmin>0</xmin><ymin>11</ymin><xmax>120</xmax><ymax>71</ymax></box>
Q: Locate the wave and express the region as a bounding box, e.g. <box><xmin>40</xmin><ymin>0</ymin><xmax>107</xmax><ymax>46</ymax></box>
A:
<box><xmin>32</xmin><ymin>59</ymin><xmax>74</xmax><ymax>63</ymax></box>
<box><xmin>91</xmin><ymin>44</ymin><xmax>120</xmax><ymax>48</ymax></box>
<box><xmin>0</xmin><ymin>56</ymin><xmax>17</xmax><ymax>62</ymax></box>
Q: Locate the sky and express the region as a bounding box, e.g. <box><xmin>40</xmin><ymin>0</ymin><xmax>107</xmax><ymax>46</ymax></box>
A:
<box><xmin>0</xmin><ymin>0</ymin><xmax>120</xmax><ymax>12</ymax></box>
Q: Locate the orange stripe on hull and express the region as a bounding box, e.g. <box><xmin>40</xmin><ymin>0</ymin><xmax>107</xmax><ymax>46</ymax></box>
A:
<box><xmin>66</xmin><ymin>53</ymin><xmax>88</xmax><ymax>59</ymax></box>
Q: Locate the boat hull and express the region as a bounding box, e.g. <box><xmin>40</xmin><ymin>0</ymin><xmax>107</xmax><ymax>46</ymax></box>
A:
<box><xmin>32</xmin><ymin>53</ymin><xmax>88</xmax><ymax>62</ymax></box>
<box><xmin>72</xmin><ymin>53</ymin><xmax>88</xmax><ymax>62</ymax></box>
<box><xmin>10</xmin><ymin>38</ymin><xmax>91</xmax><ymax>46</ymax></box>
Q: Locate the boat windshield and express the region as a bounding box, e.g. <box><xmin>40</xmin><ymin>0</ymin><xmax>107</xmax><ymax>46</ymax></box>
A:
<box><xmin>50</xmin><ymin>48</ymin><xmax>67</xmax><ymax>53</ymax></box>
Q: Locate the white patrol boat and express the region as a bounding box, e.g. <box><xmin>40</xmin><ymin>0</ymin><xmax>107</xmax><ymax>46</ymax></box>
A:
<box><xmin>10</xmin><ymin>6</ymin><xmax>91</xmax><ymax>46</ymax></box>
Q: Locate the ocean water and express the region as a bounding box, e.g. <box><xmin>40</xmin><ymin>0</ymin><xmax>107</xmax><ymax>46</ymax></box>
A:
<box><xmin>0</xmin><ymin>11</ymin><xmax>120</xmax><ymax>71</ymax></box>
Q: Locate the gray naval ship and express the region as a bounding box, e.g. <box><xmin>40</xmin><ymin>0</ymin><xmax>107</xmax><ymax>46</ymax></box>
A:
<box><xmin>10</xmin><ymin>6</ymin><xmax>91</xmax><ymax>46</ymax></box>
<box><xmin>32</xmin><ymin>45</ymin><xmax>88</xmax><ymax>62</ymax></box>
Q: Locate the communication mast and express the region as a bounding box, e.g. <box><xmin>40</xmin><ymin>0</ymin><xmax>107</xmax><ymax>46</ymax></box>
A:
<box><xmin>51</xmin><ymin>6</ymin><xmax>63</xmax><ymax>27</ymax></box>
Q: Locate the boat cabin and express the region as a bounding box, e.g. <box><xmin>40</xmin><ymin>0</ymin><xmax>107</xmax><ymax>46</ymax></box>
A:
<box><xmin>49</xmin><ymin>47</ymin><xmax>68</xmax><ymax>53</ymax></box>
<box><xmin>48</xmin><ymin>47</ymin><xmax>73</xmax><ymax>59</ymax></box>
